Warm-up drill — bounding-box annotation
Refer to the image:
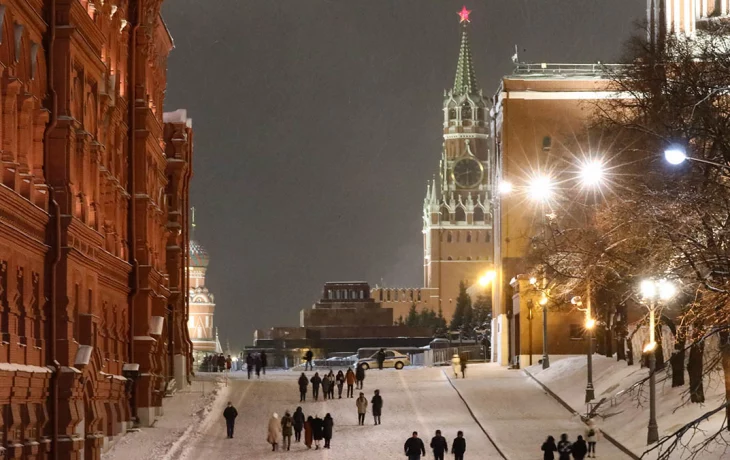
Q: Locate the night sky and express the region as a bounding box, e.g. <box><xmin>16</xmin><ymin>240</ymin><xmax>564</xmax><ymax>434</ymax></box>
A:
<box><xmin>161</xmin><ymin>0</ymin><xmax>645</xmax><ymax>349</ymax></box>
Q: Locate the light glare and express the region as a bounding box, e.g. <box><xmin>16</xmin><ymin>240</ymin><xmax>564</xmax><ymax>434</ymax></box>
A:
<box><xmin>643</xmin><ymin>342</ymin><xmax>657</xmax><ymax>353</ymax></box>
<box><xmin>528</xmin><ymin>175</ymin><xmax>553</xmax><ymax>202</ymax></box>
<box><xmin>479</xmin><ymin>270</ymin><xmax>497</xmax><ymax>287</ymax></box>
<box><xmin>498</xmin><ymin>181</ymin><xmax>513</xmax><ymax>194</ymax></box>
<box><xmin>585</xmin><ymin>318</ymin><xmax>596</xmax><ymax>329</ymax></box>
<box><xmin>658</xmin><ymin>279</ymin><xmax>676</xmax><ymax>301</ymax></box>
<box><xmin>579</xmin><ymin>159</ymin><xmax>605</xmax><ymax>187</ymax></box>
<box><xmin>640</xmin><ymin>280</ymin><xmax>656</xmax><ymax>299</ymax></box>
<box><xmin>665</xmin><ymin>148</ymin><xmax>687</xmax><ymax>165</ymax></box>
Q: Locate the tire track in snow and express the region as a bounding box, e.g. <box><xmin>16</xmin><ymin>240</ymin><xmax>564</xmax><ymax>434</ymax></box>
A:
<box><xmin>442</xmin><ymin>370</ymin><xmax>508</xmax><ymax>460</ymax></box>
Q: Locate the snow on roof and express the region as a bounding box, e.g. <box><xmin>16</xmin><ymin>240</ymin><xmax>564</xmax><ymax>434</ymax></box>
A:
<box><xmin>0</xmin><ymin>362</ymin><xmax>52</xmax><ymax>373</ymax></box>
<box><xmin>163</xmin><ymin>109</ymin><xmax>192</xmax><ymax>128</ymax></box>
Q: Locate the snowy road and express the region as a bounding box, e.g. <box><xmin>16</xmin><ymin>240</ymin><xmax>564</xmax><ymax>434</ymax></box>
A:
<box><xmin>177</xmin><ymin>364</ymin><xmax>631</xmax><ymax>460</ymax></box>
<box><xmin>181</xmin><ymin>367</ymin><xmax>504</xmax><ymax>460</ymax></box>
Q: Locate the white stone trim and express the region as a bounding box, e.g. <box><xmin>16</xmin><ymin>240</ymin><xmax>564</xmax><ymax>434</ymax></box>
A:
<box><xmin>500</xmin><ymin>91</ymin><xmax>632</xmax><ymax>100</ymax></box>
<box><xmin>442</xmin><ymin>133</ymin><xmax>490</xmax><ymax>140</ymax></box>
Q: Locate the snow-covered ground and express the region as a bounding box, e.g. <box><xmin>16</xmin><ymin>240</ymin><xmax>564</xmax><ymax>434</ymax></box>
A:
<box><xmin>527</xmin><ymin>355</ymin><xmax>730</xmax><ymax>460</ymax></box>
<box><xmin>102</xmin><ymin>376</ymin><xmax>229</xmax><ymax>460</ymax></box>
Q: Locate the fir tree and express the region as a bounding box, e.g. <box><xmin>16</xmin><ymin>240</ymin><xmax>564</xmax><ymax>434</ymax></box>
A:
<box><xmin>435</xmin><ymin>307</ymin><xmax>448</xmax><ymax>337</ymax></box>
<box><xmin>406</xmin><ymin>303</ymin><xmax>419</xmax><ymax>327</ymax></box>
<box><xmin>450</xmin><ymin>281</ymin><xmax>471</xmax><ymax>333</ymax></box>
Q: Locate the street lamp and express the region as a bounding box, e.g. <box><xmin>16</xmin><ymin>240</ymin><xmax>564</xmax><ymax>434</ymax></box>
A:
<box><xmin>640</xmin><ymin>278</ymin><xmax>676</xmax><ymax>445</ymax></box>
<box><xmin>578</xmin><ymin>159</ymin><xmax>606</xmax><ymax>187</ymax></box>
<box><xmin>527</xmin><ymin>175</ymin><xmax>554</xmax><ymax>202</ymax></box>
<box><xmin>479</xmin><ymin>270</ymin><xmax>496</xmax><ymax>287</ymax></box>
<box><xmin>572</xmin><ymin>295</ymin><xmax>595</xmax><ymax>403</ymax></box>
<box><xmin>530</xmin><ymin>276</ymin><xmax>550</xmax><ymax>369</ymax></box>
<box><xmin>664</xmin><ymin>147</ymin><xmax>730</xmax><ymax>170</ymax></box>
<box><xmin>498</xmin><ymin>181</ymin><xmax>513</xmax><ymax>195</ymax></box>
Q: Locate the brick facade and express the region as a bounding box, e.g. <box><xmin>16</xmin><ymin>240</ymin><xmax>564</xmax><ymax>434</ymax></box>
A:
<box><xmin>0</xmin><ymin>1</ymin><xmax>193</xmax><ymax>458</ymax></box>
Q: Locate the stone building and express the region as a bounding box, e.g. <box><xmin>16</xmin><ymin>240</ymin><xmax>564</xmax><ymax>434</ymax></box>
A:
<box><xmin>376</xmin><ymin>10</ymin><xmax>495</xmax><ymax>324</ymax></box>
<box><xmin>186</xmin><ymin>221</ymin><xmax>222</xmax><ymax>365</ymax></box>
<box><xmin>0</xmin><ymin>1</ymin><xmax>194</xmax><ymax>459</ymax></box>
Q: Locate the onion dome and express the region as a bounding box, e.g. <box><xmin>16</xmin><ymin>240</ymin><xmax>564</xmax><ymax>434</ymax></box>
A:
<box><xmin>188</xmin><ymin>239</ymin><xmax>210</xmax><ymax>268</ymax></box>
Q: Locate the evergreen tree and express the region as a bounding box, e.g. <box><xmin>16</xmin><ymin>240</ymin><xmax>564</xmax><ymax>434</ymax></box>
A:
<box><xmin>450</xmin><ymin>281</ymin><xmax>471</xmax><ymax>333</ymax></box>
<box><xmin>434</xmin><ymin>307</ymin><xmax>448</xmax><ymax>337</ymax></box>
<box><xmin>406</xmin><ymin>303</ymin><xmax>419</xmax><ymax>327</ymax></box>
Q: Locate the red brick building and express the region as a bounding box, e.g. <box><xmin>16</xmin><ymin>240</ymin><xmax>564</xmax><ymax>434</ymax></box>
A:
<box><xmin>0</xmin><ymin>1</ymin><xmax>194</xmax><ymax>458</ymax></box>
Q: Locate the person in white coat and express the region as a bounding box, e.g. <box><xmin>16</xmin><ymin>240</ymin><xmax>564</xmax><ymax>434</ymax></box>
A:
<box><xmin>585</xmin><ymin>419</ymin><xmax>600</xmax><ymax>458</ymax></box>
<box><xmin>267</xmin><ymin>413</ymin><xmax>282</xmax><ymax>451</ymax></box>
<box><xmin>451</xmin><ymin>354</ymin><xmax>461</xmax><ymax>378</ymax></box>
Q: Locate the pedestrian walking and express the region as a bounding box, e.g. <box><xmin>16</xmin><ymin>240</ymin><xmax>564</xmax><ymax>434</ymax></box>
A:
<box><xmin>321</xmin><ymin>373</ymin><xmax>331</xmax><ymax>400</ymax></box>
<box><xmin>281</xmin><ymin>410</ymin><xmax>293</xmax><ymax>451</ymax></box>
<box><xmin>571</xmin><ymin>435</ymin><xmax>588</xmax><ymax>460</ymax></box>
<box><xmin>404</xmin><ymin>431</ymin><xmax>426</xmax><ymax>460</ymax></box>
<box><xmin>217</xmin><ymin>354</ymin><xmax>226</xmax><ymax>373</ymax></box>
<box><xmin>459</xmin><ymin>352</ymin><xmax>467</xmax><ymax>378</ymax></box>
<box><xmin>267</xmin><ymin>413</ymin><xmax>282</xmax><ymax>451</ymax></box>
<box><xmin>356</xmin><ymin>392</ymin><xmax>368</xmax><ymax>425</ymax></box>
<box><xmin>585</xmin><ymin>420</ymin><xmax>600</xmax><ymax>458</ymax></box>
<box><xmin>557</xmin><ymin>433</ymin><xmax>572</xmax><ymax>460</ymax></box>
<box><xmin>541</xmin><ymin>435</ymin><xmax>558</xmax><ymax>460</ymax></box>
<box><xmin>304</xmin><ymin>349</ymin><xmax>314</xmax><ymax>371</ymax></box>
<box><xmin>355</xmin><ymin>363</ymin><xmax>366</xmax><ymax>389</ymax></box>
<box><xmin>304</xmin><ymin>416</ymin><xmax>313</xmax><ymax>449</ymax></box>
<box><xmin>246</xmin><ymin>353</ymin><xmax>254</xmax><ymax>379</ymax></box>
<box><xmin>327</xmin><ymin>371</ymin><xmax>335</xmax><ymax>399</ymax></box>
<box><xmin>222</xmin><ymin>402</ymin><xmax>238</xmax><ymax>439</ymax></box>
<box><xmin>255</xmin><ymin>354</ymin><xmax>262</xmax><ymax>378</ymax></box>
<box><xmin>430</xmin><ymin>430</ymin><xmax>448</xmax><ymax>460</ymax></box>
<box><xmin>323</xmin><ymin>413</ymin><xmax>334</xmax><ymax>449</ymax></box>
<box><xmin>371</xmin><ymin>389</ymin><xmax>383</xmax><ymax>425</ymax></box>
<box><xmin>376</xmin><ymin>348</ymin><xmax>386</xmax><ymax>370</ymax></box>
<box><xmin>298</xmin><ymin>372</ymin><xmax>309</xmax><ymax>402</ymax></box>
<box><xmin>452</xmin><ymin>431</ymin><xmax>466</xmax><ymax>460</ymax></box>
<box><xmin>451</xmin><ymin>354</ymin><xmax>461</xmax><ymax>378</ymax></box>
<box><xmin>293</xmin><ymin>407</ymin><xmax>305</xmax><ymax>443</ymax></box>
<box><xmin>336</xmin><ymin>370</ymin><xmax>345</xmax><ymax>398</ymax></box>
<box><xmin>345</xmin><ymin>367</ymin><xmax>356</xmax><ymax>397</ymax></box>
<box><xmin>310</xmin><ymin>372</ymin><xmax>322</xmax><ymax>400</ymax></box>
<box><xmin>261</xmin><ymin>351</ymin><xmax>268</xmax><ymax>375</ymax></box>
<box><xmin>312</xmin><ymin>414</ymin><xmax>324</xmax><ymax>450</ymax></box>
<box><xmin>225</xmin><ymin>355</ymin><xmax>232</xmax><ymax>373</ymax></box>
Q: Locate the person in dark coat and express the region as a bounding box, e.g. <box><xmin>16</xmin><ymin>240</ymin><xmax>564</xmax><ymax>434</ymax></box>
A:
<box><xmin>336</xmin><ymin>370</ymin><xmax>345</xmax><ymax>399</ymax></box>
<box><xmin>280</xmin><ymin>410</ymin><xmax>293</xmax><ymax>451</ymax></box>
<box><xmin>376</xmin><ymin>348</ymin><xmax>386</xmax><ymax>370</ymax></box>
<box><xmin>571</xmin><ymin>435</ymin><xmax>587</xmax><ymax>460</ymax></box>
<box><xmin>326</xmin><ymin>371</ymin><xmax>335</xmax><ymax>399</ymax></box>
<box><xmin>371</xmin><ymin>389</ymin><xmax>383</xmax><ymax>425</ymax></box>
<box><xmin>217</xmin><ymin>354</ymin><xmax>226</xmax><ymax>373</ymax></box>
<box><xmin>321</xmin><ymin>373</ymin><xmax>331</xmax><ymax>400</ymax></box>
<box><xmin>542</xmin><ymin>436</ymin><xmax>558</xmax><ymax>460</ymax></box>
<box><xmin>312</xmin><ymin>415</ymin><xmax>324</xmax><ymax>450</ymax></box>
<box><xmin>430</xmin><ymin>429</ymin><xmax>448</xmax><ymax>460</ymax></box>
<box><xmin>310</xmin><ymin>372</ymin><xmax>322</xmax><ymax>400</ymax></box>
<box><xmin>222</xmin><ymin>402</ymin><xmax>238</xmax><ymax>439</ymax></box>
<box><xmin>404</xmin><ymin>431</ymin><xmax>426</xmax><ymax>460</ymax></box>
<box><xmin>452</xmin><ymin>431</ymin><xmax>466</xmax><ymax>460</ymax></box>
<box><xmin>246</xmin><ymin>353</ymin><xmax>254</xmax><ymax>379</ymax></box>
<box><xmin>260</xmin><ymin>351</ymin><xmax>268</xmax><ymax>374</ymax></box>
<box><xmin>298</xmin><ymin>373</ymin><xmax>309</xmax><ymax>402</ymax></box>
<box><xmin>304</xmin><ymin>416</ymin><xmax>313</xmax><ymax>449</ymax></box>
<box><xmin>304</xmin><ymin>349</ymin><xmax>314</xmax><ymax>371</ymax></box>
<box><xmin>345</xmin><ymin>367</ymin><xmax>356</xmax><ymax>397</ymax></box>
<box><xmin>254</xmin><ymin>354</ymin><xmax>262</xmax><ymax>378</ymax></box>
<box><xmin>459</xmin><ymin>352</ymin><xmax>468</xmax><ymax>378</ymax></box>
<box><xmin>323</xmin><ymin>413</ymin><xmax>334</xmax><ymax>449</ymax></box>
<box><xmin>557</xmin><ymin>434</ymin><xmax>572</xmax><ymax>460</ymax></box>
<box><xmin>293</xmin><ymin>407</ymin><xmax>305</xmax><ymax>443</ymax></box>
<box><xmin>355</xmin><ymin>363</ymin><xmax>366</xmax><ymax>389</ymax></box>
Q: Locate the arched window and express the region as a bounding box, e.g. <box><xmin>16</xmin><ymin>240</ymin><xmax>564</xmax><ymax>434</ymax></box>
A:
<box><xmin>461</xmin><ymin>103</ymin><xmax>472</xmax><ymax>119</ymax></box>
<box><xmin>447</xmin><ymin>232</ymin><xmax>452</xmax><ymax>243</ymax></box>
<box><xmin>449</xmin><ymin>108</ymin><xmax>456</xmax><ymax>120</ymax></box>
<box><xmin>447</xmin><ymin>256</ymin><xmax>453</xmax><ymax>261</ymax></box>
<box><xmin>456</xmin><ymin>232</ymin><xmax>460</xmax><ymax>243</ymax></box>
<box><xmin>474</xmin><ymin>207</ymin><xmax>485</xmax><ymax>222</ymax></box>
<box><xmin>455</xmin><ymin>207</ymin><xmax>466</xmax><ymax>222</ymax></box>
<box><xmin>542</xmin><ymin>136</ymin><xmax>552</xmax><ymax>152</ymax></box>
<box><xmin>466</xmin><ymin>232</ymin><xmax>472</xmax><ymax>243</ymax></box>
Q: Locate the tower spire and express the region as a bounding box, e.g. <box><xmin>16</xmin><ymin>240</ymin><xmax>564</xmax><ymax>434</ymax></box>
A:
<box><xmin>453</xmin><ymin>7</ymin><xmax>478</xmax><ymax>96</ymax></box>
<box><xmin>191</xmin><ymin>206</ymin><xmax>196</xmax><ymax>239</ymax></box>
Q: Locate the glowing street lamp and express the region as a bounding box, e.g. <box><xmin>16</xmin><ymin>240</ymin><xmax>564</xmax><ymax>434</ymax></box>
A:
<box><xmin>579</xmin><ymin>159</ymin><xmax>606</xmax><ymax>187</ymax></box>
<box><xmin>639</xmin><ymin>278</ymin><xmax>676</xmax><ymax>445</ymax></box>
<box><xmin>498</xmin><ymin>181</ymin><xmax>513</xmax><ymax>195</ymax></box>
<box><xmin>572</xmin><ymin>295</ymin><xmax>595</xmax><ymax>403</ymax></box>
<box><xmin>478</xmin><ymin>270</ymin><xmax>496</xmax><ymax>287</ymax></box>
<box><xmin>530</xmin><ymin>275</ymin><xmax>550</xmax><ymax>369</ymax></box>
<box><xmin>527</xmin><ymin>175</ymin><xmax>554</xmax><ymax>202</ymax></box>
<box><xmin>664</xmin><ymin>148</ymin><xmax>687</xmax><ymax>165</ymax></box>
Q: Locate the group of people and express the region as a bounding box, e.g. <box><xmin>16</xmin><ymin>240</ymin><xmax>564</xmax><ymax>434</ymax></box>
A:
<box><xmin>243</xmin><ymin>351</ymin><xmax>268</xmax><ymax>379</ymax></box>
<box><xmin>297</xmin><ymin>366</ymin><xmax>366</xmax><ymax>402</ymax></box>
<box><xmin>355</xmin><ymin>390</ymin><xmax>382</xmax><ymax>425</ymax></box>
<box><xmin>542</xmin><ymin>421</ymin><xmax>600</xmax><ymax>460</ymax></box>
<box><xmin>269</xmin><ymin>407</ymin><xmax>335</xmax><ymax>451</ymax></box>
<box><xmin>201</xmin><ymin>353</ymin><xmax>232</xmax><ymax>373</ymax></box>
<box><xmin>404</xmin><ymin>430</ymin><xmax>467</xmax><ymax>460</ymax></box>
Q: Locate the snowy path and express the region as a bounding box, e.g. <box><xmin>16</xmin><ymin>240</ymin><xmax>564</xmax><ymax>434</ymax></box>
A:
<box><xmin>450</xmin><ymin>363</ymin><xmax>631</xmax><ymax>460</ymax></box>
<box><xmin>181</xmin><ymin>367</ymin><xmax>504</xmax><ymax>460</ymax></box>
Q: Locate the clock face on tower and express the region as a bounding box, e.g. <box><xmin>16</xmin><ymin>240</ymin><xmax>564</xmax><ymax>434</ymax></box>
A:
<box><xmin>452</xmin><ymin>157</ymin><xmax>483</xmax><ymax>188</ymax></box>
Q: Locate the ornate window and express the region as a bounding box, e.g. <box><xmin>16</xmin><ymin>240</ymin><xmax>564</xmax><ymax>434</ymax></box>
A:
<box><xmin>461</xmin><ymin>103</ymin><xmax>472</xmax><ymax>119</ymax></box>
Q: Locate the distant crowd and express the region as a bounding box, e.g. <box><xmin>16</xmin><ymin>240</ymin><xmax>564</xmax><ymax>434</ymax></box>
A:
<box><xmin>541</xmin><ymin>421</ymin><xmax>600</xmax><ymax>460</ymax></box>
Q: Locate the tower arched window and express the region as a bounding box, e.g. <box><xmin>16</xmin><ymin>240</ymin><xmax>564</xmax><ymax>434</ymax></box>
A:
<box><xmin>466</xmin><ymin>232</ymin><xmax>472</xmax><ymax>243</ymax></box>
<box><xmin>449</xmin><ymin>108</ymin><xmax>456</xmax><ymax>120</ymax></box>
<box><xmin>461</xmin><ymin>103</ymin><xmax>472</xmax><ymax>119</ymax></box>
<box><xmin>456</xmin><ymin>231</ymin><xmax>460</xmax><ymax>243</ymax></box>
<box><xmin>447</xmin><ymin>232</ymin><xmax>452</xmax><ymax>243</ymax></box>
<box><xmin>474</xmin><ymin>207</ymin><xmax>485</xmax><ymax>223</ymax></box>
<box><xmin>455</xmin><ymin>207</ymin><xmax>466</xmax><ymax>222</ymax></box>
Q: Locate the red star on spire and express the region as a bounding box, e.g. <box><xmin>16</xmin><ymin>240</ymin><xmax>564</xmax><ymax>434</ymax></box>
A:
<box><xmin>458</xmin><ymin>6</ymin><xmax>471</xmax><ymax>23</ymax></box>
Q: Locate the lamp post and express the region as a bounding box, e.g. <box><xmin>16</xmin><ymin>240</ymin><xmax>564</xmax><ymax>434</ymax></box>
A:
<box><xmin>572</xmin><ymin>295</ymin><xmax>595</xmax><ymax>403</ymax></box>
<box><xmin>639</xmin><ymin>279</ymin><xmax>676</xmax><ymax>445</ymax></box>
